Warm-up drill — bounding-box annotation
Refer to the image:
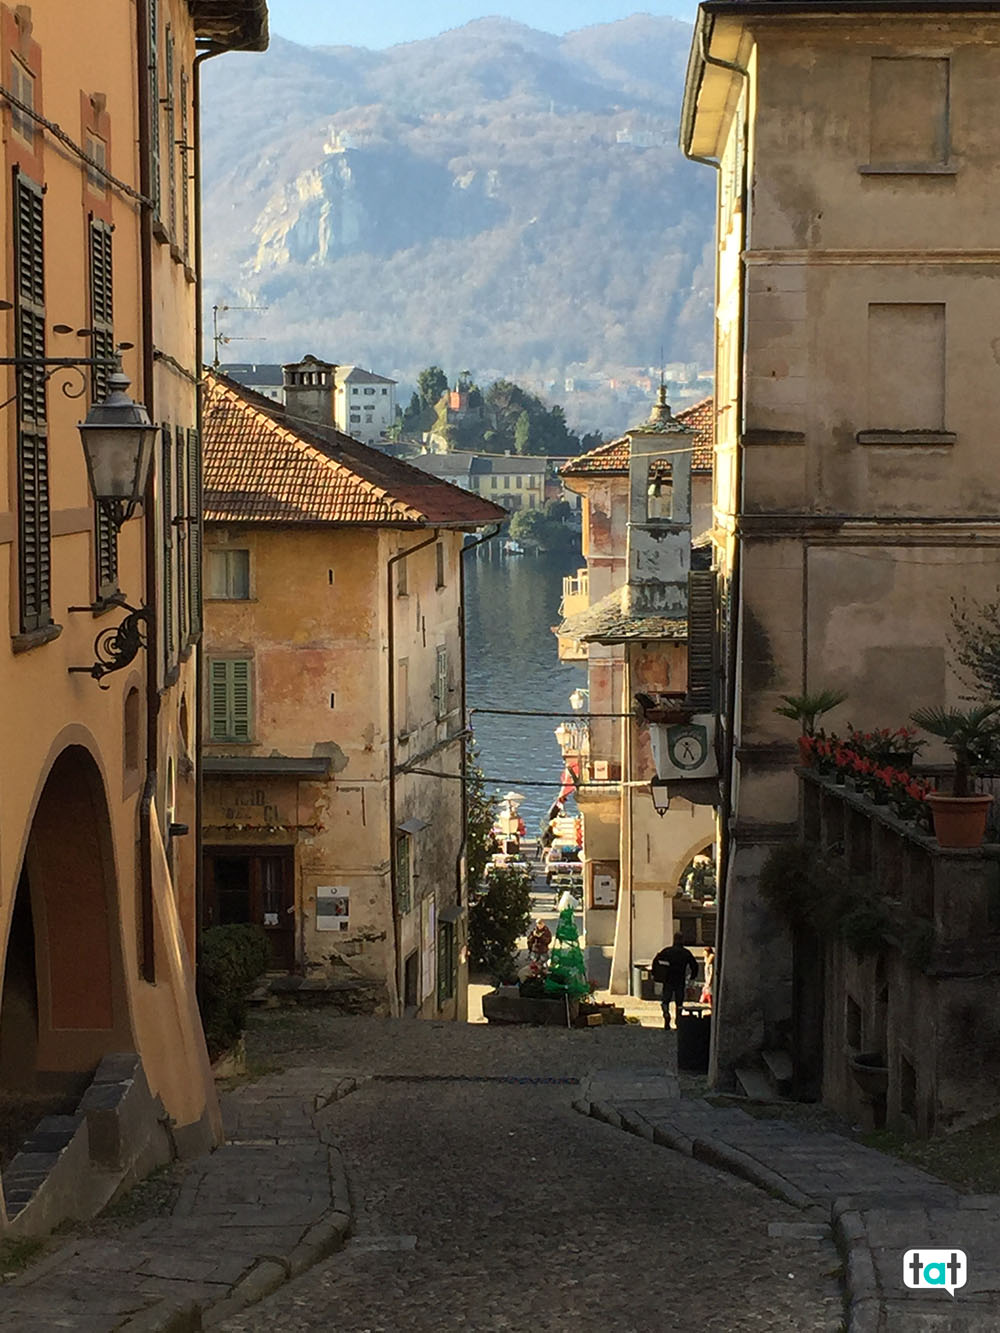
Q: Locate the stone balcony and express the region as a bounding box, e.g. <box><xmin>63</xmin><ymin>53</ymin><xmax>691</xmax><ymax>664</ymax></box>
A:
<box><xmin>796</xmin><ymin>770</ymin><xmax>1000</xmax><ymax>1136</ymax></box>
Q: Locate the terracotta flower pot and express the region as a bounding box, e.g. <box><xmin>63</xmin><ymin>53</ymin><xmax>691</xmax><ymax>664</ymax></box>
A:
<box><xmin>925</xmin><ymin>793</ymin><xmax>994</xmax><ymax>849</ymax></box>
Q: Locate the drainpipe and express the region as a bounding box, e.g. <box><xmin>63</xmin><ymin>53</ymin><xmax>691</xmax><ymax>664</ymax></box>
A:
<box><xmin>192</xmin><ymin>41</ymin><xmax>227</xmax><ymax>994</ymax></box>
<box><xmin>386</xmin><ymin>529</ymin><xmax>439</xmax><ymax>1014</ymax></box>
<box><xmin>136</xmin><ymin>0</ymin><xmax>157</xmax><ymax>983</ymax></box>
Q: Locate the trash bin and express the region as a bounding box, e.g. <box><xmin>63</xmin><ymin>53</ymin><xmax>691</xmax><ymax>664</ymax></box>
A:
<box><xmin>677</xmin><ymin>1009</ymin><xmax>711</xmax><ymax>1072</ymax></box>
<box><xmin>632</xmin><ymin>964</ymin><xmax>660</xmax><ymax>1000</ymax></box>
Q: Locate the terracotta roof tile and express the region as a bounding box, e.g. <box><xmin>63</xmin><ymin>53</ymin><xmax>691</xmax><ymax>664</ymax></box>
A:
<box><xmin>203</xmin><ymin>373</ymin><xmax>506</xmax><ymax>528</ymax></box>
<box><xmin>560</xmin><ymin>397</ymin><xmax>714</xmax><ymax>478</ymax></box>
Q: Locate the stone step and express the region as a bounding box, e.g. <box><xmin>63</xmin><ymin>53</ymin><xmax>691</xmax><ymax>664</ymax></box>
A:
<box><xmin>734</xmin><ymin>1066</ymin><xmax>774</xmax><ymax>1102</ymax></box>
<box><xmin>762</xmin><ymin>1048</ymin><xmax>793</xmax><ymax>1087</ymax></box>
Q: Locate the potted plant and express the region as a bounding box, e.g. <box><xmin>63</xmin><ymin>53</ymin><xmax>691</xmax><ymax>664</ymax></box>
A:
<box><xmin>910</xmin><ymin>704</ymin><xmax>1000</xmax><ymax>848</ymax></box>
<box><xmin>775</xmin><ymin>688</ymin><xmax>847</xmax><ymax>736</ymax></box>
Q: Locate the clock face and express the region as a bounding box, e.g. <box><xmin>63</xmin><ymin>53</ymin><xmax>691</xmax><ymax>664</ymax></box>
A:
<box><xmin>667</xmin><ymin>723</ymin><xmax>709</xmax><ymax>772</ymax></box>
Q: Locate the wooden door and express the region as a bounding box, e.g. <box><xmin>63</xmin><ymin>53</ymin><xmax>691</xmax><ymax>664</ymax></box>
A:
<box><xmin>204</xmin><ymin>847</ymin><xmax>295</xmax><ymax>971</ymax></box>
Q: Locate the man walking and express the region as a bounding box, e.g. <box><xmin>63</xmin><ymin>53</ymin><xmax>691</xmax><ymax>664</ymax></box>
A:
<box><xmin>651</xmin><ymin>934</ymin><xmax>699</xmax><ymax>1030</ymax></box>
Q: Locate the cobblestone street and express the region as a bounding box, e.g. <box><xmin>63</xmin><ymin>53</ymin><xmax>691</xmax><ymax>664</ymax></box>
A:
<box><xmin>217</xmin><ymin>1013</ymin><xmax>843</xmax><ymax>1333</ymax></box>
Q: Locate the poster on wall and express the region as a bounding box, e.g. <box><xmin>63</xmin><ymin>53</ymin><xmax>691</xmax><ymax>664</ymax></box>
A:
<box><xmin>592</xmin><ymin>874</ymin><xmax>618</xmax><ymax>908</ymax></box>
<box><xmin>317</xmin><ymin>885</ymin><xmax>350</xmax><ymax>932</ymax></box>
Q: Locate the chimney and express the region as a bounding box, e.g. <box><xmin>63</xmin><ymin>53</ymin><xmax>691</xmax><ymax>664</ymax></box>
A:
<box><xmin>282</xmin><ymin>355</ymin><xmax>337</xmax><ymax>427</ymax></box>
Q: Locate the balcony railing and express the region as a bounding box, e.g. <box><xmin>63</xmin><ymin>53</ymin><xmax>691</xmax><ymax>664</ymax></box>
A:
<box><xmin>795</xmin><ymin>769</ymin><xmax>1000</xmax><ymax>1136</ymax></box>
<box><xmin>560</xmin><ymin>567</ymin><xmax>589</xmax><ymax>619</ymax></box>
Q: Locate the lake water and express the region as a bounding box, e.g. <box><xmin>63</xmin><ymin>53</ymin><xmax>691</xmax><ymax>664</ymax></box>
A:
<box><xmin>464</xmin><ymin>542</ymin><xmax>586</xmax><ymax>830</ymax></box>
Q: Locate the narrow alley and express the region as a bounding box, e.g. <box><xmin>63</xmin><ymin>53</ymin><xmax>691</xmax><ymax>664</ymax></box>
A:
<box><xmin>217</xmin><ymin>1015</ymin><xmax>843</xmax><ymax>1333</ymax></box>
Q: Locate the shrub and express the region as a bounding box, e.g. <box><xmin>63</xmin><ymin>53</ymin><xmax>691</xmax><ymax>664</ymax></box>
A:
<box><xmin>198</xmin><ymin>924</ymin><xmax>271</xmax><ymax>1059</ymax></box>
<box><xmin>468</xmin><ymin>864</ymin><xmax>533</xmax><ymax>983</ymax></box>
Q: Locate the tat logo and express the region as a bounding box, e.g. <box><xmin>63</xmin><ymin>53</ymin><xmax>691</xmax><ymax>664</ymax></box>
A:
<box><xmin>903</xmin><ymin>1250</ymin><xmax>968</xmax><ymax>1298</ymax></box>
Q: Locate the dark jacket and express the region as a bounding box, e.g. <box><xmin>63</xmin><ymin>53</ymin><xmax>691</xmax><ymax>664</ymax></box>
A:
<box><xmin>651</xmin><ymin>943</ymin><xmax>698</xmax><ymax>988</ymax></box>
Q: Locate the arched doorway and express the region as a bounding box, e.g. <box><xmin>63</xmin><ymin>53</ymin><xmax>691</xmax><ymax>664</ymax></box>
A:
<box><xmin>0</xmin><ymin>746</ymin><xmax>132</xmax><ymax>1098</ymax></box>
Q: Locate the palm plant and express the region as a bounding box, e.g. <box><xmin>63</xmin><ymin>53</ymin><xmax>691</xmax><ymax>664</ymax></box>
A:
<box><xmin>774</xmin><ymin>688</ymin><xmax>848</xmax><ymax>736</ymax></box>
<box><xmin>910</xmin><ymin>704</ymin><xmax>1000</xmax><ymax>796</ymax></box>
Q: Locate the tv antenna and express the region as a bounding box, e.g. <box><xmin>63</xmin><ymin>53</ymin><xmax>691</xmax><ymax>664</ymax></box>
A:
<box><xmin>212</xmin><ymin>304</ymin><xmax>269</xmax><ymax>369</ymax></box>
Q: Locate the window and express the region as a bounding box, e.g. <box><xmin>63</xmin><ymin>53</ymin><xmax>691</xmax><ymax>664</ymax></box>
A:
<box><xmin>868</xmin><ymin>57</ymin><xmax>949</xmax><ymax>170</ymax></box>
<box><xmin>352</xmin><ymin>386</ymin><xmax>360</xmax><ymax>396</ymax></box>
<box><xmin>89</xmin><ymin>219</ymin><xmax>117</xmax><ymax>599</ymax></box>
<box><xmin>381</xmin><ymin>388</ymin><xmax>388</xmax><ymax>396</ymax></box>
<box><xmin>504</xmin><ymin>475</ymin><xmax>511</xmax><ymax>489</ymax></box>
<box><xmin>397</xmin><ymin>558</ymin><xmax>408</xmax><ymax>596</ymax></box>
<box><xmin>350</xmin><ymin>414</ymin><xmax>361</xmax><ymax>424</ymax></box>
<box><xmin>865</xmin><ymin>303</ymin><xmax>946</xmax><ymax>434</ymax></box>
<box><xmin>516</xmin><ymin>475</ymin><xmax>523</xmax><ymax>489</ymax></box>
<box><xmin>208</xmin><ymin>658</ymin><xmax>253</xmax><ymax>741</ymax></box>
<box><xmin>435</xmin><ymin>644</ymin><xmax>449</xmax><ymax>719</ymax></box>
<box><xmin>175</xmin><ymin>427</ymin><xmax>188</xmax><ymax>639</ymax></box>
<box><xmin>207</xmin><ymin>548</ymin><xmax>250</xmax><ymax>599</ymax></box>
<box><xmin>124</xmin><ymin>687</ymin><xmax>141</xmax><ymax>776</ymax></box>
<box><xmin>396</xmin><ymin>834</ymin><xmax>412</xmax><ymax>915</ymax></box>
<box><xmin>364</xmin><ymin>387</ymin><xmax>375</xmax><ymax>396</ymax></box>
<box><xmin>490</xmin><ymin>477</ymin><xmax>498</xmax><ymax>490</ymax></box>
<box><xmin>85</xmin><ymin>132</ymin><xmax>107</xmax><ymax>197</ymax></box>
<box><xmin>14</xmin><ymin>172</ymin><xmax>50</xmax><ymax>635</ymax></box>
<box><xmin>435</xmin><ymin>541</ymin><xmax>445</xmax><ymax>589</ymax></box>
<box><xmin>397</xmin><ymin>658</ymin><xmax>409</xmax><ymax>735</ymax></box>
<box><xmin>9</xmin><ymin>57</ymin><xmax>34</xmax><ymax>146</ymax></box>
<box><xmin>437</xmin><ymin>919</ymin><xmax>457</xmax><ymax>1004</ymax></box>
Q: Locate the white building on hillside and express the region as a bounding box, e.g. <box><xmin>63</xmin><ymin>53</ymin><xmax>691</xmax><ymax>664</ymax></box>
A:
<box><xmin>335</xmin><ymin>366</ymin><xmax>397</xmax><ymax>445</ymax></box>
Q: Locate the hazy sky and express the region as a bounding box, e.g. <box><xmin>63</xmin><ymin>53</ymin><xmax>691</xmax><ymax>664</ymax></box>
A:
<box><xmin>266</xmin><ymin>2</ymin><xmax>700</xmax><ymax>49</ymax></box>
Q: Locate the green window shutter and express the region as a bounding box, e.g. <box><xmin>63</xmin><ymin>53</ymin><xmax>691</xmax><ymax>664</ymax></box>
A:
<box><xmin>209</xmin><ymin>659</ymin><xmax>252</xmax><ymax>741</ymax></box>
<box><xmin>687</xmin><ymin>569</ymin><xmax>718</xmax><ymax>712</ymax></box>
<box><xmin>209</xmin><ymin>659</ymin><xmax>229</xmax><ymax>740</ymax></box>
<box><xmin>187</xmin><ymin>428</ymin><xmax>202</xmax><ymax>634</ymax></box>
<box><xmin>14</xmin><ymin>171</ymin><xmax>50</xmax><ymax>634</ymax></box>
<box><xmin>230</xmin><ymin>659</ymin><xmax>252</xmax><ymax>740</ymax></box>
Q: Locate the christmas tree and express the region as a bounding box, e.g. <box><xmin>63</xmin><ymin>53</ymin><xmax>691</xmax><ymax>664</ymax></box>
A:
<box><xmin>543</xmin><ymin>904</ymin><xmax>590</xmax><ymax>999</ymax></box>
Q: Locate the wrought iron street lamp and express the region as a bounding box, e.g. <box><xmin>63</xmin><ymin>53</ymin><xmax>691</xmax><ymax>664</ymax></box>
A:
<box><xmin>77</xmin><ymin>358</ymin><xmax>157</xmax><ymax>531</ymax></box>
<box><xmin>650</xmin><ymin>777</ymin><xmax>671</xmax><ymax>816</ymax></box>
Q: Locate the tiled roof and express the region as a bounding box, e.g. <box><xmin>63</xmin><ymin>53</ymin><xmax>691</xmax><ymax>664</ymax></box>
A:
<box><xmin>340</xmin><ymin>365</ymin><xmax>397</xmax><ymax>385</ymax></box>
<box><xmin>470</xmin><ymin>455</ymin><xmax>548</xmax><ymax>476</ymax></box>
<box><xmin>203</xmin><ymin>373</ymin><xmax>507</xmax><ymax>528</ymax></box>
<box><xmin>676</xmin><ymin>398</ymin><xmax>714</xmax><ymax>472</ymax></box>
<box><xmin>558</xmin><ymin>588</ymin><xmax>687</xmax><ymax>644</ymax></box>
<box><xmin>560</xmin><ymin>397</ymin><xmax>714</xmax><ymax>479</ymax></box>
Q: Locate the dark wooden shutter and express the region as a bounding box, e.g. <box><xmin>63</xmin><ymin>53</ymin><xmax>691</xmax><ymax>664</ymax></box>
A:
<box><xmin>89</xmin><ymin>219</ymin><xmax>118</xmax><ymax>598</ymax></box>
<box><xmin>186</xmin><ymin>428</ymin><xmax>202</xmax><ymax>634</ymax></box>
<box><xmin>161</xmin><ymin>423</ymin><xmax>175</xmax><ymax>666</ymax></box>
<box><xmin>179</xmin><ymin>70</ymin><xmax>190</xmax><ymax>262</ymax></box>
<box><xmin>164</xmin><ymin>28</ymin><xmax>176</xmax><ymax>236</ymax></box>
<box><xmin>14</xmin><ymin>172</ymin><xmax>50</xmax><ymax>634</ymax></box>
<box><xmin>687</xmin><ymin>569</ymin><xmax>718</xmax><ymax>712</ymax></box>
<box><xmin>149</xmin><ymin>0</ymin><xmax>161</xmax><ymax>220</ymax></box>
<box><xmin>175</xmin><ymin>425</ymin><xmax>187</xmax><ymax>642</ymax></box>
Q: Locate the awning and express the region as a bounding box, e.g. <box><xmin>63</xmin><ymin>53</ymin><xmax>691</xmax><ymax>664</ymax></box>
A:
<box><xmin>397</xmin><ymin>816</ymin><xmax>430</xmax><ymax>835</ymax></box>
<box><xmin>558</xmin><ymin>759</ymin><xmax>580</xmax><ymax>803</ymax></box>
<box><xmin>203</xmin><ymin>756</ymin><xmax>332</xmax><ymax>778</ymax></box>
<box><xmin>439</xmin><ymin>904</ymin><xmax>463</xmax><ymax>924</ymax></box>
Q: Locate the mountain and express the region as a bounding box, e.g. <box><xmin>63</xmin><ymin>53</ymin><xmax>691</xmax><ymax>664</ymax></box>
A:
<box><xmin>199</xmin><ymin>15</ymin><xmax>715</xmax><ymax>436</ymax></box>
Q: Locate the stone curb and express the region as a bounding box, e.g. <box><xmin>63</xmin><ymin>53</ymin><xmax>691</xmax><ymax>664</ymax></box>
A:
<box><xmin>575</xmin><ymin>1098</ymin><xmax>892</xmax><ymax>1332</ymax></box>
<box><xmin>113</xmin><ymin>1207</ymin><xmax>352</xmax><ymax>1332</ymax></box>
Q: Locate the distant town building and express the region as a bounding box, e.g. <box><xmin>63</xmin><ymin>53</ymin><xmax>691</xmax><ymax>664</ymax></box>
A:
<box><xmin>218</xmin><ymin>362</ymin><xmax>284</xmax><ymax>404</ymax></box>
<box><xmin>335</xmin><ymin>365</ymin><xmax>397</xmax><ymax>445</ymax></box>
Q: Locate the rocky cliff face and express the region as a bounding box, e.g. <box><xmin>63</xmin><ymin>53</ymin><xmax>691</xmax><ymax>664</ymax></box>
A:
<box><xmin>200</xmin><ymin>16</ymin><xmax>715</xmax><ymax>433</ymax></box>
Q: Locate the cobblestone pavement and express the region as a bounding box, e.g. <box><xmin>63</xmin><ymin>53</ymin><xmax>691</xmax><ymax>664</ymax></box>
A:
<box><xmin>580</xmin><ymin>1091</ymin><xmax>1000</xmax><ymax>1332</ymax></box>
<box><xmin>216</xmin><ymin>1014</ymin><xmax>843</xmax><ymax>1333</ymax></box>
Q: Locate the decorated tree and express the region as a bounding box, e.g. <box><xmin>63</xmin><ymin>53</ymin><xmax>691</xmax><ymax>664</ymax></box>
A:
<box><xmin>543</xmin><ymin>904</ymin><xmax>590</xmax><ymax>999</ymax></box>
